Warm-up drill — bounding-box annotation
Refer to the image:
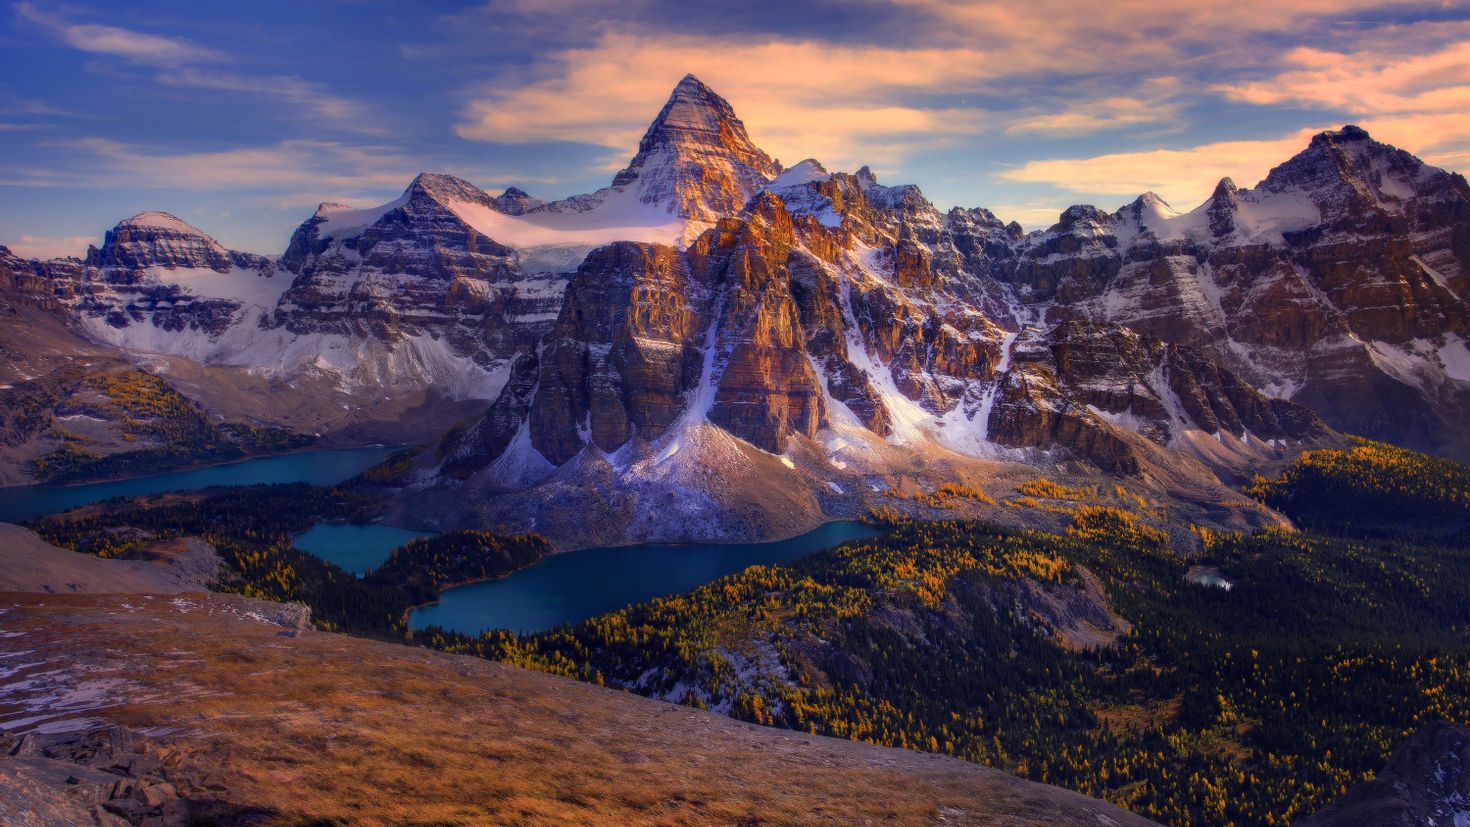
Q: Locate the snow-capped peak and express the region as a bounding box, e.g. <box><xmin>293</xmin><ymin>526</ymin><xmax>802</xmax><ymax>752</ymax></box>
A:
<box><xmin>541</xmin><ymin>74</ymin><xmax>781</xmax><ymax>226</ymax></box>
<box><xmin>404</xmin><ymin>172</ymin><xmax>497</xmax><ymax>208</ymax></box>
<box><xmin>115</xmin><ymin>211</ymin><xmax>213</xmax><ymax>237</ymax></box>
<box><xmin>765</xmin><ymin>159</ymin><xmax>831</xmax><ymax>191</ymax></box>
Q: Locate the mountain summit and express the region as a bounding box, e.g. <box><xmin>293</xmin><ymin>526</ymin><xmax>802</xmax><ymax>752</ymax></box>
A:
<box><xmin>609</xmin><ymin>73</ymin><xmax>781</xmax><ymax>221</ymax></box>
<box><xmin>541</xmin><ymin>74</ymin><xmax>782</xmax><ymax>226</ymax></box>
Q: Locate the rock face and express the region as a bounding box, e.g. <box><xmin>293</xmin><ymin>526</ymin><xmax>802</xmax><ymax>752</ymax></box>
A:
<box><xmin>273</xmin><ymin>172</ymin><xmax>554</xmax><ymax>395</ymax></box>
<box><xmin>529</xmin><ymin>242</ymin><xmax>705</xmax><ymax>463</ymax></box>
<box><xmin>1006</xmin><ymin>127</ymin><xmax>1470</xmax><ymax>457</ymax></box>
<box><xmin>1300</xmin><ymin>721</ymin><xmax>1470</xmax><ymax>827</ymax></box>
<box><xmin>437</xmin><ymin>157</ymin><xmax>1331</xmax><ymax>506</ymax></box>
<box><xmin>68</xmin><ymin>212</ymin><xmax>281</xmax><ymax>342</ymax></box>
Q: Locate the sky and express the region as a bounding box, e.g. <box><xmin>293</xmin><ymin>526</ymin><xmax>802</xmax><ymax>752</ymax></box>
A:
<box><xmin>2</xmin><ymin>0</ymin><xmax>1468</xmax><ymax>258</ymax></box>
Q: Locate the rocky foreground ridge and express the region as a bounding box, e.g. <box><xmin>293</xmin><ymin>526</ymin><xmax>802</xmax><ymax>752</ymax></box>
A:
<box><xmin>0</xmin><ymin>530</ymin><xmax>1158</xmax><ymax>826</ymax></box>
<box><xmin>2</xmin><ymin>74</ymin><xmax>1467</xmax><ymax>540</ymax></box>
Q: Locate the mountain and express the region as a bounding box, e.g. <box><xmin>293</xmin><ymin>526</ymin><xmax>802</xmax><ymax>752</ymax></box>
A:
<box><xmin>390</xmin><ymin>138</ymin><xmax>1335</xmax><ymax>544</ymax></box>
<box><xmin>1301</xmin><ymin>721</ymin><xmax>1470</xmax><ymax>826</ymax></box>
<box><xmin>1010</xmin><ymin>126</ymin><xmax>1470</xmax><ymax>458</ymax></box>
<box><xmin>2</xmin><ymin>77</ymin><xmax>1467</xmax><ymax>544</ymax></box>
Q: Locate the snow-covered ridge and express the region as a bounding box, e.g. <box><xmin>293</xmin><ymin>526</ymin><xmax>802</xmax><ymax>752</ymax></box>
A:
<box><xmin>113</xmin><ymin>211</ymin><xmax>211</xmax><ymax>236</ymax></box>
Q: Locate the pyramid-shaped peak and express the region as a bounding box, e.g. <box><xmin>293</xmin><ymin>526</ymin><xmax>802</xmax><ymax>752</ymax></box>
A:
<box><xmin>1260</xmin><ymin>122</ymin><xmax>1445</xmax><ymax>205</ymax></box>
<box><xmin>1131</xmin><ymin>191</ymin><xmax>1173</xmax><ymax>211</ymax></box>
<box><xmin>90</xmin><ymin>210</ymin><xmax>239</xmax><ymax>270</ymax></box>
<box><xmin>404</xmin><ymin>172</ymin><xmax>493</xmax><ymax>205</ymax></box>
<box><xmin>673</xmin><ymin>73</ymin><xmax>713</xmax><ymax>95</ymax></box>
<box><xmin>643</xmin><ymin>74</ymin><xmax>758</xmax><ymax>143</ymax></box>
<box><xmin>588</xmin><ymin>73</ymin><xmax>781</xmax><ymax>223</ymax></box>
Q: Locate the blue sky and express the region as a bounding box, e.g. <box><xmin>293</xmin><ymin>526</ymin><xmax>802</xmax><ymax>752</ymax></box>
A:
<box><xmin>2</xmin><ymin>0</ymin><xmax>1468</xmax><ymax>257</ymax></box>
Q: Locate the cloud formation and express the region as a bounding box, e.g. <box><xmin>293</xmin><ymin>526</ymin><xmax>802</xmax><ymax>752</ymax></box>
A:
<box><xmin>5</xmin><ymin>233</ymin><xmax>97</xmax><ymax>259</ymax></box>
<box><xmin>14</xmin><ymin>2</ymin><xmax>366</xmax><ymax>125</ymax></box>
<box><xmin>15</xmin><ymin>2</ymin><xmax>221</xmax><ymax>65</ymax></box>
<box><xmin>454</xmin><ymin>0</ymin><xmax>1455</xmax><ymax>176</ymax></box>
<box><xmin>2</xmin><ymin>138</ymin><xmax>419</xmax><ymax>193</ymax></box>
<box><xmin>998</xmin><ymin>129</ymin><xmax>1323</xmax><ymax>209</ymax></box>
<box><xmin>456</xmin><ymin>33</ymin><xmax>997</xmax><ymax>168</ymax></box>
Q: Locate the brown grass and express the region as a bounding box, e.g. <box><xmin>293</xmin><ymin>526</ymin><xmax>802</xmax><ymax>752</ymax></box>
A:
<box><xmin>0</xmin><ymin>591</ymin><xmax>1157</xmax><ymax>827</ymax></box>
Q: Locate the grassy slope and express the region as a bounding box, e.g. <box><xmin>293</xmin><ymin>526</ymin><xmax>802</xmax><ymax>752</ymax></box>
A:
<box><xmin>27</xmin><ymin>441</ymin><xmax>1470</xmax><ymax>825</ymax></box>
<box><xmin>0</xmin><ymin>589</ymin><xmax>1156</xmax><ymax>827</ymax></box>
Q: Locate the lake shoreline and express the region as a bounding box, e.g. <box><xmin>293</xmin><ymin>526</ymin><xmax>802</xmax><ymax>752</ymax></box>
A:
<box><xmin>408</xmin><ymin>520</ymin><xmax>884</xmax><ymax>637</ymax></box>
<box><xmin>0</xmin><ymin>445</ymin><xmax>401</xmax><ymax>525</ymax></box>
<box><xmin>0</xmin><ymin>441</ymin><xmax>411</xmax><ymax>492</ymax></box>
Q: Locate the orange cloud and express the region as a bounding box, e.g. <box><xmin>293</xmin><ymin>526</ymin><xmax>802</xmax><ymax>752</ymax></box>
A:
<box><xmin>1217</xmin><ymin>39</ymin><xmax>1470</xmax><ymax>116</ymax></box>
<box><xmin>998</xmin><ymin>129</ymin><xmax>1325</xmax><ymax>209</ymax></box>
<box><xmin>456</xmin><ymin>33</ymin><xmax>996</xmax><ymax>169</ymax></box>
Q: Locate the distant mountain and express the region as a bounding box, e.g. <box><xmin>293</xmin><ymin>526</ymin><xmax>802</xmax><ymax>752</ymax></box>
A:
<box><xmin>1010</xmin><ymin>125</ymin><xmax>1470</xmax><ymax>459</ymax></box>
<box><xmin>2</xmin><ymin>75</ymin><xmax>1467</xmax><ymax>543</ymax></box>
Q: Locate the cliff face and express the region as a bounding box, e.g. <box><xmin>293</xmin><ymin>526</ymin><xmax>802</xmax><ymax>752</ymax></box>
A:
<box><xmin>529</xmin><ymin>242</ymin><xmax>706</xmax><ymax>464</ymax></box>
<box><xmin>1004</xmin><ymin>127</ymin><xmax>1470</xmax><ymax>457</ymax></box>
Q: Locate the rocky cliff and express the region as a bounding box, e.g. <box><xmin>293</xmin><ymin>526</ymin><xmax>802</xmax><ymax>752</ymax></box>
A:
<box><xmin>1006</xmin><ymin>127</ymin><xmax>1470</xmax><ymax>458</ymax></box>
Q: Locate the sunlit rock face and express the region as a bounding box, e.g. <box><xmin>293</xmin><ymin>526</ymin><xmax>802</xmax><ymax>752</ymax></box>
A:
<box><xmin>603</xmin><ymin>73</ymin><xmax>783</xmax><ymax>225</ymax></box>
<box><xmin>997</xmin><ymin>126</ymin><xmax>1470</xmax><ymax>457</ymax></box>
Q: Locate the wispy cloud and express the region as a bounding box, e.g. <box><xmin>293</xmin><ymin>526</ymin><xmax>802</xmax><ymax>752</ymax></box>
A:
<box><xmin>453</xmin><ymin>0</ymin><xmax>1446</xmax><ymax>175</ymax></box>
<box><xmin>456</xmin><ymin>33</ymin><xmax>1002</xmax><ymax>169</ymax></box>
<box><xmin>1214</xmin><ymin>36</ymin><xmax>1470</xmax><ymax>167</ymax></box>
<box><xmin>154</xmin><ymin>69</ymin><xmax>367</xmax><ymax>123</ymax></box>
<box><xmin>13</xmin><ymin>2</ymin><xmax>368</xmax><ymax>125</ymax></box>
<box><xmin>1005</xmin><ymin>78</ymin><xmax>1185</xmax><ymax>136</ymax></box>
<box><xmin>5</xmin><ymin>233</ymin><xmax>97</xmax><ymax>259</ymax></box>
<box><xmin>15</xmin><ymin>2</ymin><xmax>222</xmax><ymax>66</ymax></box>
<box><xmin>3</xmin><ymin>138</ymin><xmax>419</xmax><ymax>193</ymax></box>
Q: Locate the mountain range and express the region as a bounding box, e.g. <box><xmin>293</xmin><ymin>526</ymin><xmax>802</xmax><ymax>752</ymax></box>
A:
<box><xmin>3</xmin><ymin>74</ymin><xmax>1467</xmax><ymax>545</ymax></box>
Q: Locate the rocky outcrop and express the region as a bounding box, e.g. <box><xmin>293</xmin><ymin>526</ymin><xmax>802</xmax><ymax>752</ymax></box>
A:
<box><xmin>0</xmin><ymin>246</ymin><xmax>80</xmax><ymax>312</ymax></box>
<box><xmin>85</xmin><ymin>212</ymin><xmax>267</xmax><ymax>274</ymax></box>
<box><xmin>1300</xmin><ymin>721</ymin><xmax>1470</xmax><ymax>827</ymax></box>
<box><xmin>0</xmin><ymin>727</ymin><xmax>249</xmax><ymax>827</ymax></box>
<box><xmin>68</xmin><ymin>213</ymin><xmax>280</xmax><ymax>341</ymax></box>
<box><xmin>697</xmin><ymin>195</ymin><xmax>826</xmax><ymax>453</ymax></box>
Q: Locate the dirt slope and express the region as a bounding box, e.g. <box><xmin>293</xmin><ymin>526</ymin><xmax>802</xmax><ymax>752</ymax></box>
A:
<box><xmin>0</xmin><ymin>523</ymin><xmax>218</xmax><ymax>594</ymax></box>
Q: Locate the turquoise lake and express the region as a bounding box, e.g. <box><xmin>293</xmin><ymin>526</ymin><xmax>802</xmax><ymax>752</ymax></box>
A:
<box><xmin>0</xmin><ymin>446</ymin><xmax>398</xmax><ymax>524</ymax></box>
<box><xmin>293</xmin><ymin>523</ymin><xmax>435</xmax><ymax>575</ymax></box>
<box><xmin>409</xmin><ymin>520</ymin><xmax>882</xmax><ymax>636</ymax></box>
<box><xmin>0</xmin><ymin>448</ymin><xmax>882</xmax><ymax>640</ymax></box>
